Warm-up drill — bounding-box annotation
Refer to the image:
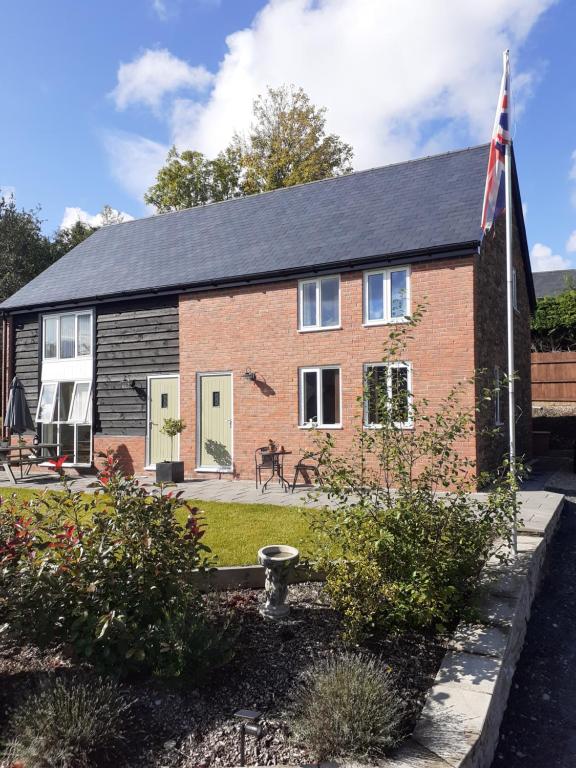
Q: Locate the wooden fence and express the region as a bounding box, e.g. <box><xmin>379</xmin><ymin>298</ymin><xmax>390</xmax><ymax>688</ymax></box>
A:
<box><xmin>531</xmin><ymin>351</ymin><xmax>576</xmax><ymax>402</ymax></box>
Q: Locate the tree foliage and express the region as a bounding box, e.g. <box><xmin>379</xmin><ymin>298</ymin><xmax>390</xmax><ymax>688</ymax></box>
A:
<box><xmin>531</xmin><ymin>286</ymin><xmax>576</xmax><ymax>351</ymax></box>
<box><xmin>0</xmin><ymin>196</ymin><xmax>54</xmax><ymax>302</ymax></box>
<box><xmin>145</xmin><ymin>85</ymin><xmax>353</xmax><ymax>212</ymax></box>
<box><xmin>51</xmin><ymin>220</ymin><xmax>97</xmax><ymax>260</ymax></box>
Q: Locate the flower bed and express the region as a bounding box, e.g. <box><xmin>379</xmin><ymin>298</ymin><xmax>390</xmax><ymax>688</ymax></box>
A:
<box><xmin>0</xmin><ymin>583</ymin><xmax>446</xmax><ymax>767</ymax></box>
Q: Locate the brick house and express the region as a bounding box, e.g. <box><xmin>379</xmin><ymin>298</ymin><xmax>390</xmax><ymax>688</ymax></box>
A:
<box><xmin>0</xmin><ymin>144</ymin><xmax>535</xmax><ymax>481</ymax></box>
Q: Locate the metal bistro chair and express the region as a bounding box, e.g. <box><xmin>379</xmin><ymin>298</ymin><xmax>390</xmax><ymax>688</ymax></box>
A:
<box><xmin>255</xmin><ymin>446</ymin><xmax>283</xmax><ymax>490</ymax></box>
<box><xmin>291</xmin><ymin>451</ymin><xmax>321</xmax><ymax>492</ymax></box>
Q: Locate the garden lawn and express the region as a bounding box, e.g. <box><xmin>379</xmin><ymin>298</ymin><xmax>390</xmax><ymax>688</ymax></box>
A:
<box><xmin>1</xmin><ymin>488</ymin><xmax>312</xmax><ymax>567</ymax></box>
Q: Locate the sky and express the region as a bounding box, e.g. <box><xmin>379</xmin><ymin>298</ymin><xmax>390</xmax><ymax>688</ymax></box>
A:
<box><xmin>1</xmin><ymin>0</ymin><xmax>575</xmax><ymax>272</ymax></box>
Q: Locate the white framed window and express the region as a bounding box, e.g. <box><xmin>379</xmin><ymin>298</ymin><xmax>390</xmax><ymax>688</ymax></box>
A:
<box><xmin>364</xmin><ymin>362</ymin><xmax>412</xmax><ymax>428</ymax></box>
<box><xmin>42</xmin><ymin>311</ymin><xmax>93</xmax><ymax>360</ymax></box>
<box><xmin>69</xmin><ymin>382</ymin><xmax>92</xmax><ymax>423</ymax></box>
<box><xmin>36</xmin><ymin>382</ymin><xmax>58</xmax><ymax>423</ymax></box>
<box><xmin>298</xmin><ymin>275</ymin><xmax>340</xmax><ymax>330</ymax></box>
<box><xmin>299</xmin><ymin>366</ymin><xmax>341</xmax><ymax>427</ymax></box>
<box><xmin>35</xmin><ymin>380</ymin><xmax>93</xmax><ymax>465</ymax></box>
<box><xmin>363</xmin><ymin>266</ymin><xmax>410</xmax><ymax>325</ymax></box>
<box><xmin>494</xmin><ymin>366</ymin><xmax>504</xmax><ymax>426</ymax></box>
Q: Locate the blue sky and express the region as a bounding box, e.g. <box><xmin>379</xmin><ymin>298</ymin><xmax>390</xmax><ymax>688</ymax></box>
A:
<box><xmin>1</xmin><ymin>0</ymin><xmax>575</xmax><ymax>271</ymax></box>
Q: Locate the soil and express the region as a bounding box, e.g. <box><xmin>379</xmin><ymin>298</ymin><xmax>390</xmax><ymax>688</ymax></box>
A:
<box><xmin>0</xmin><ymin>583</ymin><xmax>446</xmax><ymax>767</ymax></box>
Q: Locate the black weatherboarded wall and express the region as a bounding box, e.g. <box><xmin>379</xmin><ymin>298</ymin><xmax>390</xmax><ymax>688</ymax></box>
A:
<box><xmin>95</xmin><ymin>297</ymin><xmax>179</xmax><ymax>436</ymax></box>
<box><xmin>13</xmin><ymin>314</ymin><xmax>40</xmax><ymax>417</ymax></box>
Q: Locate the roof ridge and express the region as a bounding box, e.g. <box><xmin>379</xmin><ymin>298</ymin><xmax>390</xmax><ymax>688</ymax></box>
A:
<box><xmin>107</xmin><ymin>143</ymin><xmax>490</xmax><ymax>228</ymax></box>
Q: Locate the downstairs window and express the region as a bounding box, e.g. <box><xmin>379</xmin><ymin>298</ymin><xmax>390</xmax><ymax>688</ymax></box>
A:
<box><xmin>36</xmin><ymin>381</ymin><xmax>92</xmax><ymax>464</ymax></box>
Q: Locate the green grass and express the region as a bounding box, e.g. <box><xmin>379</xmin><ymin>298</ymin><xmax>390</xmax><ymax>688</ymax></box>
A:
<box><xmin>183</xmin><ymin>499</ymin><xmax>312</xmax><ymax>566</ymax></box>
<box><xmin>1</xmin><ymin>488</ymin><xmax>312</xmax><ymax>567</ymax></box>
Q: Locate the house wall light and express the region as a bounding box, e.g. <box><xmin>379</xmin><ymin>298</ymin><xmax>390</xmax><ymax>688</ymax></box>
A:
<box><xmin>242</xmin><ymin>367</ymin><xmax>257</xmax><ymax>382</ymax></box>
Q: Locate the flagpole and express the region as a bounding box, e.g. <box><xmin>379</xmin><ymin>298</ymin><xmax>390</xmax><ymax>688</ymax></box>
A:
<box><xmin>503</xmin><ymin>49</ymin><xmax>518</xmax><ymax>556</ymax></box>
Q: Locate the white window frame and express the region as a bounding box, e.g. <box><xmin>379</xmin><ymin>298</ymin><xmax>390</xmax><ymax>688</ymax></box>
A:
<box><xmin>363</xmin><ymin>362</ymin><xmax>413</xmax><ymax>429</ymax></box>
<box><xmin>36</xmin><ymin>380</ymin><xmax>93</xmax><ymax>466</ymax></box>
<box><xmin>363</xmin><ymin>265</ymin><xmax>411</xmax><ymax>326</ymax></box>
<box><xmin>36</xmin><ymin>382</ymin><xmax>58</xmax><ymax>423</ymax></box>
<box><xmin>494</xmin><ymin>366</ymin><xmax>504</xmax><ymax>426</ymax></box>
<box><xmin>69</xmin><ymin>382</ymin><xmax>93</xmax><ymax>424</ymax></box>
<box><xmin>299</xmin><ymin>365</ymin><xmax>342</xmax><ymax>428</ymax></box>
<box><xmin>42</xmin><ymin>310</ymin><xmax>93</xmax><ymax>361</ymax></box>
<box><xmin>298</xmin><ymin>275</ymin><xmax>341</xmax><ymax>331</ymax></box>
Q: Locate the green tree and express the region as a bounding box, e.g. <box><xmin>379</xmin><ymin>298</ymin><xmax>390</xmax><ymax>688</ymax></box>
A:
<box><xmin>145</xmin><ymin>85</ymin><xmax>353</xmax><ymax>212</ymax></box>
<box><xmin>239</xmin><ymin>85</ymin><xmax>353</xmax><ymax>195</ymax></box>
<box><xmin>144</xmin><ymin>147</ymin><xmax>242</xmax><ymax>212</ymax></box>
<box><xmin>0</xmin><ymin>196</ymin><xmax>54</xmax><ymax>302</ymax></box>
<box><xmin>531</xmin><ymin>286</ymin><xmax>576</xmax><ymax>351</ymax></box>
<box><xmin>51</xmin><ymin>219</ymin><xmax>97</xmax><ymax>260</ymax></box>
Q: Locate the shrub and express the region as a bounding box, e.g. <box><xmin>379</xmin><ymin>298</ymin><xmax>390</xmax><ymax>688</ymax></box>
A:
<box><xmin>310</xmin><ymin>308</ymin><xmax>518</xmax><ymax>641</ymax></box>
<box><xmin>2</xmin><ymin>677</ymin><xmax>131</xmax><ymax>768</ymax></box>
<box><xmin>0</xmin><ymin>452</ymin><xmax>231</xmax><ymax>678</ymax></box>
<box><xmin>290</xmin><ymin>652</ymin><xmax>405</xmax><ymax>760</ymax></box>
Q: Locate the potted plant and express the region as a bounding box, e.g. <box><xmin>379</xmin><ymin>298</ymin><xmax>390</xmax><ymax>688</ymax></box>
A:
<box><xmin>156</xmin><ymin>417</ymin><xmax>186</xmax><ymax>483</ymax></box>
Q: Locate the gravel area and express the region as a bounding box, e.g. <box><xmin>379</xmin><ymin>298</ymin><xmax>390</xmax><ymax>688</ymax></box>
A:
<box><xmin>0</xmin><ymin>583</ymin><xmax>446</xmax><ymax>767</ymax></box>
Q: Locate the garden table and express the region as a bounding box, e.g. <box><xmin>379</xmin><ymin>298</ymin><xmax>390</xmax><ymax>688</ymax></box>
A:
<box><xmin>0</xmin><ymin>442</ymin><xmax>59</xmax><ymax>483</ymax></box>
<box><xmin>260</xmin><ymin>449</ymin><xmax>292</xmax><ymax>493</ymax></box>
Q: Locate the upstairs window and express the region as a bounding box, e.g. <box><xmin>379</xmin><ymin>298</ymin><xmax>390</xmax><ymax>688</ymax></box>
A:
<box><xmin>299</xmin><ymin>276</ymin><xmax>340</xmax><ymax>330</ymax></box>
<box><xmin>364</xmin><ymin>267</ymin><xmax>410</xmax><ymax>324</ymax></box>
<box><xmin>43</xmin><ymin>312</ymin><xmax>93</xmax><ymax>360</ymax></box>
<box><xmin>299</xmin><ymin>366</ymin><xmax>341</xmax><ymax>427</ymax></box>
<box><xmin>364</xmin><ymin>362</ymin><xmax>412</xmax><ymax>428</ymax></box>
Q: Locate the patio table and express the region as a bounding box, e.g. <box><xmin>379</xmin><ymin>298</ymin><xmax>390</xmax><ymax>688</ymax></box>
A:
<box><xmin>260</xmin><ymin>450</ymin><xmax>292</xmax><ymax>493</ymax></box>
<box><xmin>0</xmin><ymin>442</ymin><xmax>59</xmax><ymax>483</ymax></box>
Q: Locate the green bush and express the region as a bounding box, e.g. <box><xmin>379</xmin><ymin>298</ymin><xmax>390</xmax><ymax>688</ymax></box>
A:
<box><xmin>290</xmin><ymin>652</ymin><xmax>405</xmax><ymax>760</ymax></box>
<box><xmin>310</xmin><ymin>309</ymin><xmax>518</xmax><ymax>641</ymax></box>
<box><xmin>531</xmin><ymin>285</ymin><xmax>576</xmax><ymax>351</ymax></box>
<box><xmin>2</xmin><ymin>677</ymin><xmax>131</xmax><ymax>768</ymax></box>
<box><xmin>0</xmin><ymin>452</ymin><xmax>232</xmax><ymax>677</ymax></box>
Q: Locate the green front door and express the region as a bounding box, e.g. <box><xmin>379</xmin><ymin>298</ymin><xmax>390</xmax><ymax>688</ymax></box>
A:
<box><xmin>149</xmin><ymin>376</ymin><xmax>179</xmax><ymax>465</ymax></box>
<box><xmin>199</xmin><ymin>373</ymin><xmax>232</xmax><ymax>470</ymax></box>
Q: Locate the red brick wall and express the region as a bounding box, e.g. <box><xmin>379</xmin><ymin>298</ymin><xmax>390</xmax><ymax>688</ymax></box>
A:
<box><xmin>93</xmin><ymin>435</ymin><xmax>148</xmax><ymax>476</ymax></box>
<box><xmin>179</xmin><ymin>258</ymin><xmax>478</xmax><ymax>481</ymax></box>
<box><xmin>474</xmin><ymin>210</ymin><xmax>533</xmax><ymax>473</ymax></box>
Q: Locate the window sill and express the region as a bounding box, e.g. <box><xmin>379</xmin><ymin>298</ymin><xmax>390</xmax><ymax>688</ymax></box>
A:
<box><xmin>298</xmin><ymin>424</ymin><xmax>343</xmax><ymax>430</ymax></box>
<box><xmin>362</xmin><ymin>318</ymin><xmax>410</xmax><ymax>327</ymax></box>
<box><xmin>195</xmin><ymin>466</ymin><xmax>234</xmax><ymax>473</ymax></box>
<box><xmin>364</xmin><ymin>424</ymin><xmax>414</xmax><ymax>431</ymax></box>
<box><xmin>298</xmin><ymin>325</ymin><xmax>342</xmax><ymax>333</ymax></box>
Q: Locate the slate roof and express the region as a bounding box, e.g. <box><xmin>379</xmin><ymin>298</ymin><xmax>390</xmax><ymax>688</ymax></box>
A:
<box><xmin>533</xmin><ymin>269</ymin><xmax>576</xmax><ymax>299</ymax></box>
<box><xmin>2</xmin><ymin>144</ymin><xmax>494</xmax><ymax>311</ymax></box>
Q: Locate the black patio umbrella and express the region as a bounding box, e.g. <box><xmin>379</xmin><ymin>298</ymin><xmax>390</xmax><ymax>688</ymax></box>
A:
<box><xmin>4</xmin><ymin>376</ymin><xmax>35</xmax><ymax>436</ymax></box>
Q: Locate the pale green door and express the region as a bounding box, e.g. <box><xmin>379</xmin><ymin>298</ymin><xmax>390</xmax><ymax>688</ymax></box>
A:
<box><xmin>149</xmin><ymin>376</ymin><xmax>179</xmax><ymax>465</ymax></box>
<box><xmin>199</xmin><ymin>374</ymin><xmax>232</xmax><ymax>470</ymax></box>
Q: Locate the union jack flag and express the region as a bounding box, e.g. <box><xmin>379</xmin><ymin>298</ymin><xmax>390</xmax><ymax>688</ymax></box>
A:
<box><xmin>481</xmin><ymin>53</ymin><xmax>511</xmax><ymax>232</ymax></box>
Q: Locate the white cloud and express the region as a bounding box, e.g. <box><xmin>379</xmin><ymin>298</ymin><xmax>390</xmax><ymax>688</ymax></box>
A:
<box><xmin>530</xmin><ymin>242</ymin><xmax>571</xmax><ymax>272</ymax></box>
<box><xmin>566</xmin><ymin>231</ymin><xmax>576</xmax><ymax>253</ymax></box>
<box><xmin>108</xmin><ymin>0</ymin><xmax>553</xmax><ymax>202</ymax></box>
<box><xmin>0</xmin><ymin>186</ymin><xmax>15</xmax><ymax>202</ymax></box>
<box><xmin>103</xmin><ymin>131</ymin><xmax>169</xmax><ymax>202</ymax></box>
<box><xmin>168</xmin><ymin>0</ymin><xmax>554</xmax><ymax>165</ymax></box>
<box><xmin>110</xmin><ymin>49</ymin><xmax>213</xmax><ymax>111</ymax></box>
<box><xmin>60</xmin><ymin>206</ymin><xmax>134</xmax><ymax>231</ymax></box>
<box><xmin>152</xmin><ymin>0</ymin><xmax>169</xmax><ymax>20</ymax></box>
